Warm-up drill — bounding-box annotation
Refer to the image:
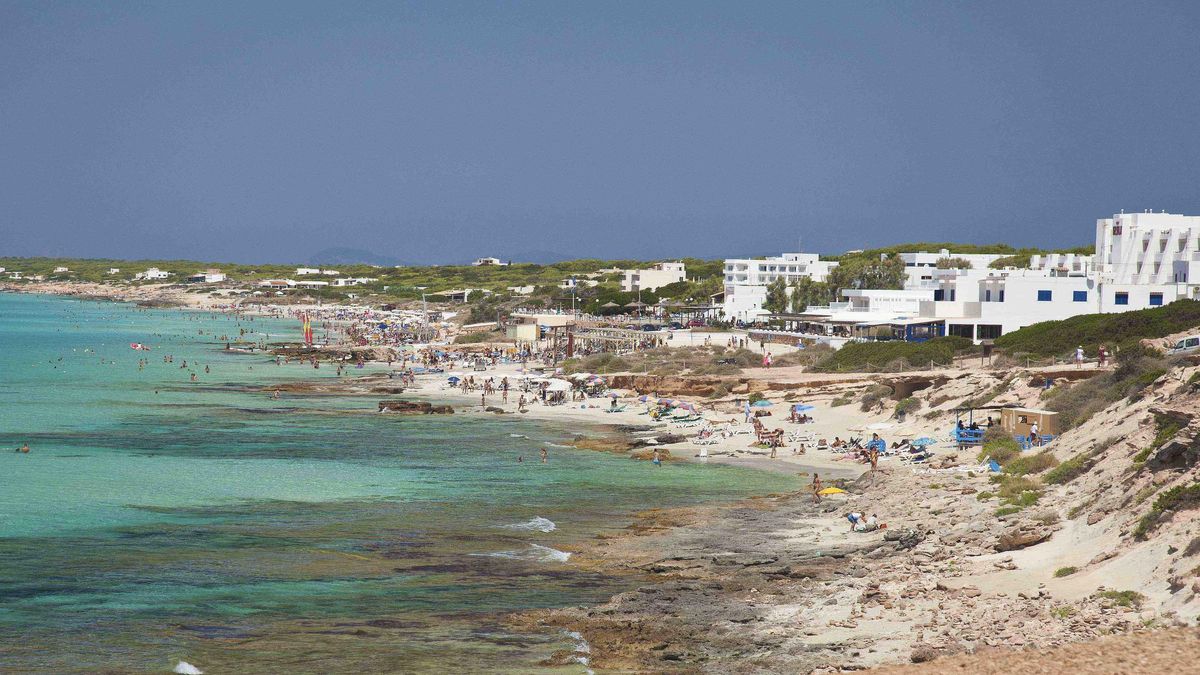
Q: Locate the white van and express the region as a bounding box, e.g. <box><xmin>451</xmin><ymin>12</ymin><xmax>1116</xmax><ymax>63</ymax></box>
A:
<box><xmin>1168</xmin><ymin>335</ymin><xmax>1200</xmax><ymax>355</ymax></box>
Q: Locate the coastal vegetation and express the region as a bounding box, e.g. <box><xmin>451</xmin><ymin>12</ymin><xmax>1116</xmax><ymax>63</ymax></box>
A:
<box><xmin>1043</xmin><ymin>348</ymin><xmax>1168</xmax><ymax>428</ymax></box>
<box><xmin>812</xmin><ymin>336</ymin><xmax>975</xmax><ymax>372</ymax></box>
<box><xmin>994</xmin><ymin>300</ymin><xmax>1200</xmax><ymax>358</ymax></box>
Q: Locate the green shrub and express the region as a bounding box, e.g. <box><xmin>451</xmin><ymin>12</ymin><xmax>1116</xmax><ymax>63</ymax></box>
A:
<box><xmin>1004</xmin><ymin>451</ymin><xmax>1059</xmax><ymax>476</ymax></box>
<box><xmin>996</xmin><ymin>474</ymin><xmax>1043</xmax><ymax>506</ymax></box>
<box><xmin>748</xmin><ymin>391</ymin><xmax>765</xmax><ymax>404</ymax></box>
<box><xmin>976</xmin><ymin>491</ymin><xmax>995</xmax><ymax>502</ymax></box>
<box><xmin>1045</xmin><ymin>455</ymin><xmax>1093</xmax><ymax>484</ymax></box>
<box><xmin>995</xmin><ymin>506</ymin><xmax>1024</xmax><ymax>517</ymax></box>
<box><xmin>978</xmin><ymin>429</ymin><xmax>1022</xmax><ymax>465</ymax></box>
<box><xmin>1134</xmin><ymin>482</ymin><xmax>1200</xmax><ymax>539</ymax></box>
<box><xmin>893</xmin><ymin>397</ymin><xmax>922</xmax><ymax>418</ymax></box>
<box><xmin>813</xmin><ymin>336</ymin><xmax>976</xmax><ymax>373</ymax></box>
<box><xmin>1044</xmin><ymin>437</ymin><xmax>1116</xmax><ymax>485</ymax></box>
<box><xmin>1046</xmin><ymin>356</ymin><xmax>1169</xmax><ymax>428</ymax></box>
<box><xmin>994</xmin><ymin>300</ymin><xmax>1200</xmax><ymax>358</ymax></box>
<box><xmin>1051</xmin><ymin>605</ymin><xmax>1077</xmax><ymax>619</ymax></box>
<box><xmin>830</xmin><ymin>394</ymin><xmax>852</xmax><ymax>407</ymax></box>
<box><xmin>859</xmin><ymin>384</ymin><xmax>894</xmax><ymax>412</ymax></box>
<box><xmin>1054</xmin><ymin>566</ymin><xmax>1078</xmax><ymax>577</ymax></box>
<box><xmin>1095</xmin><ymin>590</ymin><xmax>1145</xmax><ymax>608</ymax></box>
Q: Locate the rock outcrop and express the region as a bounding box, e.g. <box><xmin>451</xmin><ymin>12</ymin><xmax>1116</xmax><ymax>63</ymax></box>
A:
<box><xmin>377</xmin><ymin>400</ymin><xmax>454</xmax><ymax>414</ymax></box>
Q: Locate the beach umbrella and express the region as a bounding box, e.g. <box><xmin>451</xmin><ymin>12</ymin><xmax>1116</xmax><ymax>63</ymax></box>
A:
<box><xmin>912</xmin><ymin>437</ymin><xmax>937</xmax><ymax>447</ymax></box>
<box><xmin>818</xmin><ymin>487</ymin><xmax>847</xmax><ymax>495</ymax></box>
<box><xmin>791</xmin><ymin>404</ymin><xmax>814</xmax><ymax>412</ymax></box>
<box><xmin>637</xmin><ymin>394</ymin><xmax>650</xmax><ymax>402</ymax></box>
<box><xmin>609</xmin><ymin>392</ymin><xmax>619</xmax><ymax>398</ymax></box>
<box><xmin>751</xmin><ymin>400</ymin><xmax>773</xmax><ymax>407</ymax></box>
<box><xmin>600</xmin><ymin>302</ymin><xmax>620</xmax><ymax>308</ymax></box>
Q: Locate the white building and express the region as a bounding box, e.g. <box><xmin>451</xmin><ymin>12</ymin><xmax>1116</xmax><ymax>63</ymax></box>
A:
<box><xmin>258</xmin><ymin>279</ymin><xmax>295</xmax><ymax>289</ymax></box>
<box><xmin>106</xmin><ymin>268</ymin><xmax>120</xmax><ymax>274</ymax></box>
<box><xmin>898</xmin><ymin>249</ymin><xmax>1007</xmax><ymax>289</ymax></box>
<box><xmin>755</xmin><ymin>212</ymin><xmax>1200</xmax><ymax>343</ymax></box>
<box><xmin>722</xmin><ymin>253</ymin><xmax>838</xmax><ymax>322</ymax></box>
<box><xmin>295</xmin><ymin>267</ymin><xmax>322</xmax><ymax>276</ymax></box>
<box><xmin>187</xmin><ymin>269</ymin><xmax>227</xmax><ymax>284</ymax></box>
<box><xmin>331</xmin><ymin>277</ymin><xmax>378</xmax><ymax>287</ymax></box>
<box><xmin>621</xmin><ymin>262</ymin><xmax>687</xmax><ymax>293</ymax></box>
<box><xmin>295</xmin><ymin>280</ymin><xmax>329</xmax><ymax>290</ymax></box>
<box><xmin>135</xmin><ymin>268</ymin><xmax>171</xmax><ymax>281</ymax></box>
<box><xmin>472</xmin><ymin>257</ymin><xmax>508</xmax><ymax>266</ymax></box>
<box><xmin>321</xmin><ymin>269</ymin><xmax>341</xmax><ymax>276</ymax></box>
<box><xmin>53</xmin><ymin>266</ymin><xmax>71</xmax><ymax>273</ymax></box>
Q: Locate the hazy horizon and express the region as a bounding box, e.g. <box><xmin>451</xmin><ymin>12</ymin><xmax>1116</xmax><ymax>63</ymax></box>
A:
<box><xmin>3</xmin><ymin>1</ymin><xmax>1199</xmax><ymax>264</ymax></box>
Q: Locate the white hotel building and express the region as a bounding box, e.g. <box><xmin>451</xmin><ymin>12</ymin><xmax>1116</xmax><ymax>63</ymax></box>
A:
<box><xmin>722</xmin><ymin>253</ymin><xmax>838</xmax><ymax>322</ymax></box>
<box><xmin>745</xmin><ymin>212</ymin><xmax>1200</xmax><ymax>343</ymax></box>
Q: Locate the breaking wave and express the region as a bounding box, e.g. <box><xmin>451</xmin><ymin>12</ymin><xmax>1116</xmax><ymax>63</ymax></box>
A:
<box><xmin>500</xmin><ymin>516</ymin><xmax>556</xmax><ymax>533</ymax></box>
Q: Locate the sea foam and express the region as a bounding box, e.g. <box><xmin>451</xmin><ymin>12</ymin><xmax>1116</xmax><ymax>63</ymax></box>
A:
<box><xmin>474</xmin><ymin>544</ymin><xmax>571</xmax><ymax>563</ymax></box>
<box><xmin>501</xmin><ymin>516</ymin><xmax>556</xmax><ymax>533</ymax></box>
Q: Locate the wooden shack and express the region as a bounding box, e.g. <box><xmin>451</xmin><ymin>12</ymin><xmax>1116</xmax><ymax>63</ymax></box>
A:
<box><xmin>1000</xmin><ymin>407</ymin><xmax>1059</xmax><ymax>437</ymax></box>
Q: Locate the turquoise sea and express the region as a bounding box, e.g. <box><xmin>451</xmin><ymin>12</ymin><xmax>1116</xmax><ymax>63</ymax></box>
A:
<box><xmin>0</xmin><ymin>293</ymin><xmax>790</xmax><ymax>673</ymax></box>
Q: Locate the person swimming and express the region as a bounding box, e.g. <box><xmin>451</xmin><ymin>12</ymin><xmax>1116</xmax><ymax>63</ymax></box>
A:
<box><xmin>16</xmin><ymin>443</ymin><xmax>30</xmax><ymax>454</ymax></box>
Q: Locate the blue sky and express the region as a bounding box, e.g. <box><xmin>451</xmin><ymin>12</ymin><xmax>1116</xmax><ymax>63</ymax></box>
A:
<box><xmin>2</xmin><ymin>1</ymin><xmax>1199</xmax><ymax>264</ymax></box>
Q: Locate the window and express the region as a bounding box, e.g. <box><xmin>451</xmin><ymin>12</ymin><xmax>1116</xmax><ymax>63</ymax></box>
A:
<box><xmin>977</xmin><ymin>324</ymin><xmax>1002</xmax><ymax>340</ymax></box>
<box><xmin>999</xmin><ymin>290</ymin><xmax>1005</xmax><ymax>302</ymax></box>
<box><xmin>1073</xmin><ymin>291</ymin><xmax>1087</xmax><ymax>302</ymax></box>
<box><xmin>948</xmin><ymin>324</ymin><xmax>974</xmax><ymax>339</ymax></box>
<box><xmin>984</xmin><ymin>289</ymin><xmax>991</xmax><ymax>302</ymax></box>
<box><xmin>1150</xmin><ymin>293</ymin><xmax>1163</xmax><ymax>306</ymax></box>
<box><xmin>933</xmin><ymin>289</ymin><xmax>944</xmax><ymax>301</ymax></box>
<box><xmin>1037</xmin><ymin>290</ymin><xmax>1052</xmax><ymax>302</ymax></box>
<box><xmin>1115</xmin><ymin>292</ymin><xmax>1129</xmax><ymax>305</ymax></box>
<box><xmin>949</xmin><ymin>289</ymin><xmax>956</xmax><ymax>301</ymax></box>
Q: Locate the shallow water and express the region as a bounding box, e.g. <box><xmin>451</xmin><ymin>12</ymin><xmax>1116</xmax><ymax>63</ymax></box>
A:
<box><xmin>0</xmin><ymin>293</ymin><xmax>791</xmax><ymax>673</ymax></box>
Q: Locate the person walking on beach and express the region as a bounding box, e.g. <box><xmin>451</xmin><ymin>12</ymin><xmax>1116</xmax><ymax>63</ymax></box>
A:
<box><xmin>1075</xmin><ymin>345</ymin><xmax>1085</xmax><ymax>368</ymax></box>
<box><xmin>811</xmin><ymin>473</ymin><xmax>823</xmax><ymax>503</ymax></box>
<box><xmin>744</xmin><ymin>400</ymin><xmax>752</xmax><ymax>424</ymax></box>
<box><xmin>540</xmin><ymin>447</ymin><xmax>548</xmax><ymax>464</ymax></box>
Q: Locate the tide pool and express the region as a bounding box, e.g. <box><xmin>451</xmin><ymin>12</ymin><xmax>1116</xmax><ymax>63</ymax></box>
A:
<box><xmin>0</xmin><ymin>293</ymin><xmax>791</xmax><ymax>673</ymax></box>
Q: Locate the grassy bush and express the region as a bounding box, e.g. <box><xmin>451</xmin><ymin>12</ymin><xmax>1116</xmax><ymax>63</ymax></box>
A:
<box><xmin>1004</xmin><ymin>451</ymin><xmax>1059</xmax><ymax>476</ymax></box>
<box><xmin>1054</xmin><ymin>566</ymin><xmax>1078</xmax><ymax>577</ymax></box>
<box><xmin>1045</xmin><ymin>355</ymin><xmax>1168</xmax><ymax>428</ymax></box>
<box><xmin>992</xmin><ymin>474</ymin><xmax>1043</xmax><ymax>506</ymax></box>
<box><xmin>995</xmin><ymin>506</ymin><xmax>1024</xmax><ymax>517</ymax></box>
<box><xmin>772</xmin><ymin>343</ymin><xmax>832</xmax><ymax>368</ymax></box>
<box><xmin>994</xmin><ymin>300</ymin><xmax>1200</xmax><ymax>358</ymax></box>
<box><xmin>1134</xmin><ymin>481</ymin><xmax>1200</xmax><ymax>539</ymax></box>
<box><xmin>454</xmin><ymin>330</ymin><xmax>506</xmax><ymax>344</ymax></box>
<box><xmin>977</xmin><ymin>429</ymin><xmax>1022</xmax><ymax>465</ymax></box>
<box><xmin>1044</xmin><ymin>437</ymin><xmax>1116</xmax><ymax>485</ymax></box>
<box><xmin>893</xmin><ymin>397</ymin><xmax>922</xmax><ymax>418</ymax></box>
<box><xmin>1094</xmin><ymin>590</ymin><xmax>1145</xmax><ymax>608</ymax></box>
<box><xmin>813</xmin><ymin>336</ymin><xmax>976</xmax><ymax>373</ymax></box>
<box><xmin>830</xmin><ymin>394</ymin><xmax>853</xmax><ymax>407</ymax></box>
<box><xmin>963</xmin><ymin>376</ymin><xmax>1014</xmax><ymax>409</ymax></box>
<box><xmin>859</xmin><ymin>384</ymin><xmax>894</xmax><ymax>412</ymax></box>
<box><xmin>565</xmin><ymin>353</ymin><xmax>631</xmax><ymax>374</ymax></box>
<box><xmin>976</xmin><ymin>491</ymin><xmax>995</xmax><ymax>501</ymax></box>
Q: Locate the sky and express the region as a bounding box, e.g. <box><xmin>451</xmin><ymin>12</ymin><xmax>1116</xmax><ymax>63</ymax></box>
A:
<box><xmin>2</xmin><ymin>1</ymin><xmax>1200</xmax><ymax>265</ymax></box>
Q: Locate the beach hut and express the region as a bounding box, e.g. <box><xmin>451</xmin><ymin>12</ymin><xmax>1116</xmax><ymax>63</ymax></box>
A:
<box><xmin>1000</xmin><ymin>407</ymin><xmax>1059</xmax><ymax>437</ymax></box>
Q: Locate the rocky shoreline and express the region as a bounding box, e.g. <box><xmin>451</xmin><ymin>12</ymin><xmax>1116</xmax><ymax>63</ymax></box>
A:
<box><xmin>509</xmin><ymin>463</ymin><xmax>1177</xmax><ymax>673</ymax></box>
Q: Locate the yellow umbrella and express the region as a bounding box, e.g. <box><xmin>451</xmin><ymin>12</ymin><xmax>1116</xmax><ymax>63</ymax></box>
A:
<box><xmin>817</xmin><ymin>487</ymin><xmax>847</xmax><ymax>495</ymax></box>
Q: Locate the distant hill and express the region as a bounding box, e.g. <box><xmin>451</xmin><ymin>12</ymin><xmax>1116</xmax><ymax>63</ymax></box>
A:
<box><xmin>307</xmin><ymin>247</ymin><xmax>409</xmax><ymax>267</ymax></box>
